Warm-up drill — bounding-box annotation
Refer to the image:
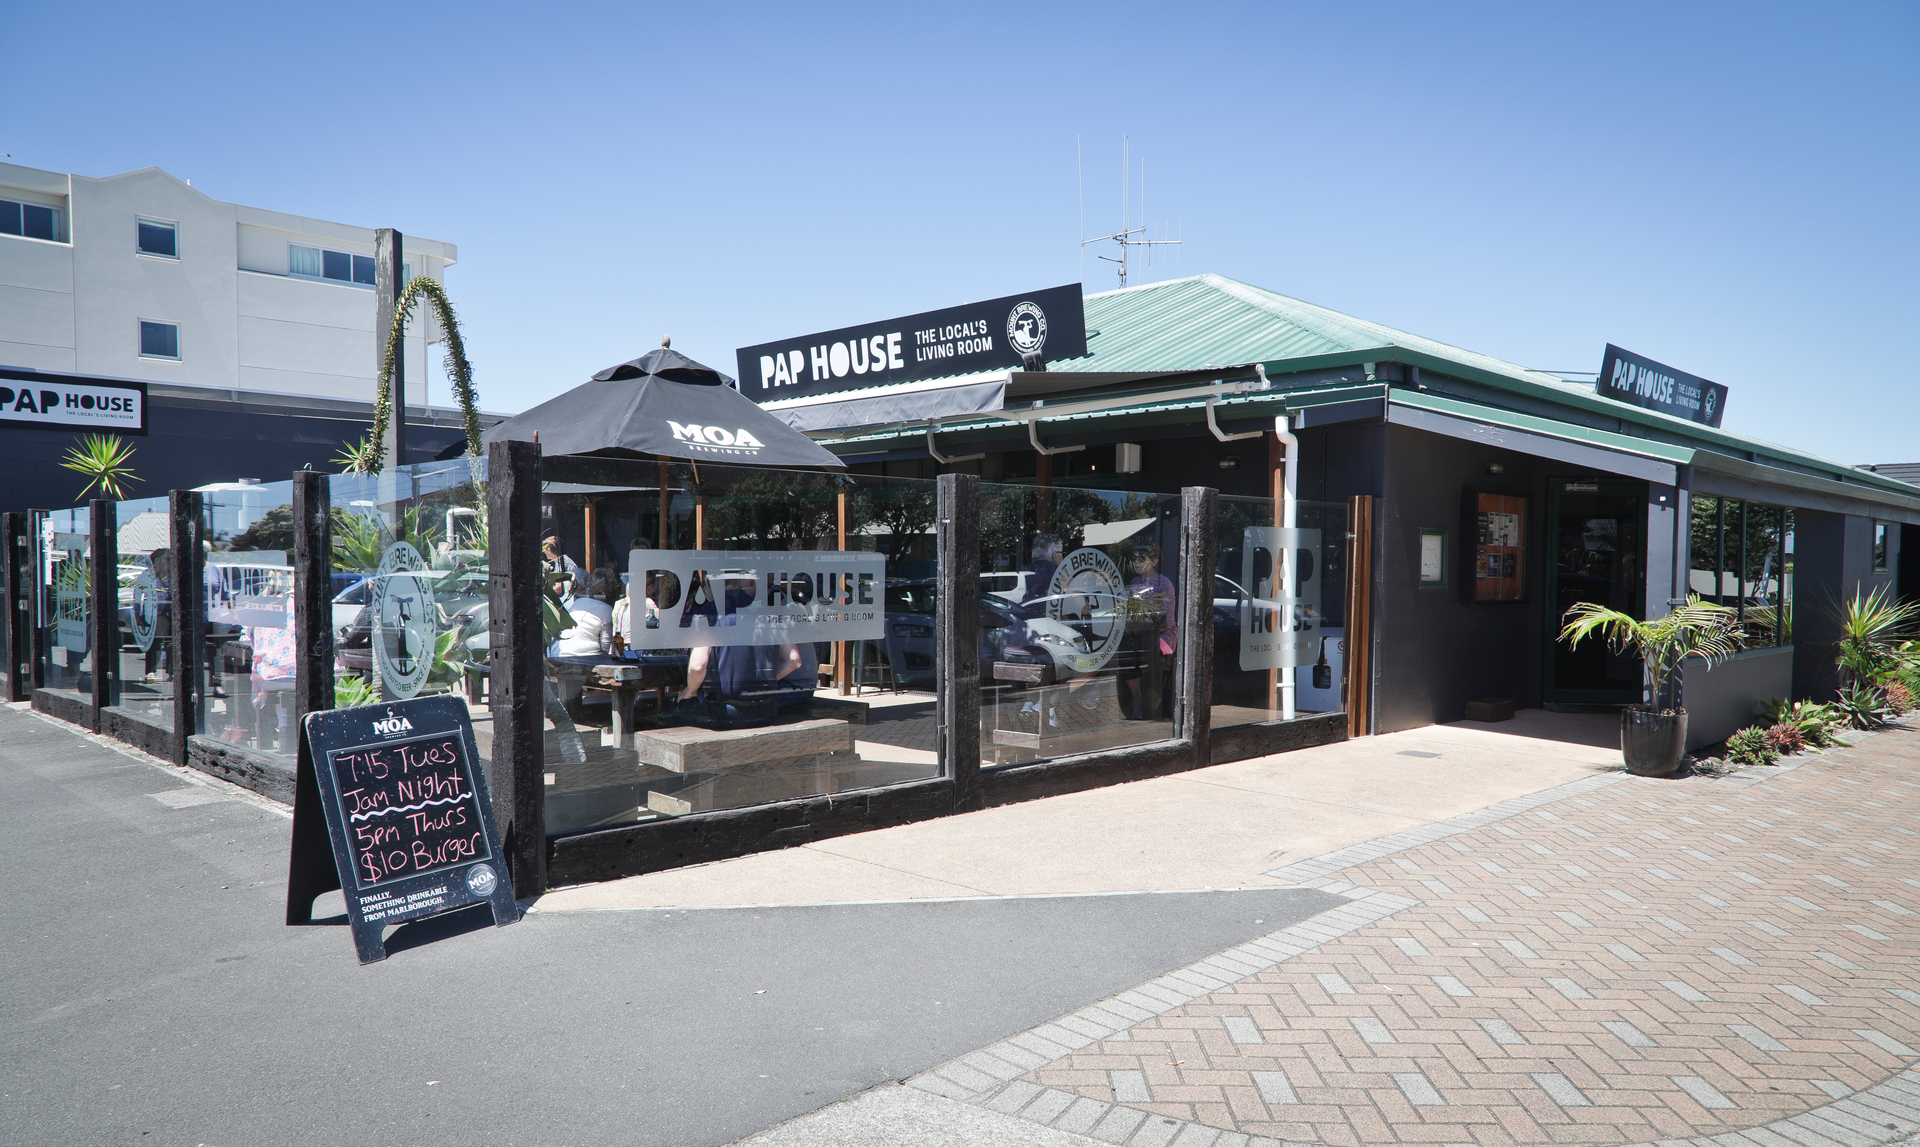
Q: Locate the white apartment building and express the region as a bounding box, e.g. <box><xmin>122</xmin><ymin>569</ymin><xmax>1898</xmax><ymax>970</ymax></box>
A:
<box><xmin>0</xmin><ymin>161</ymin><xmax>455</xmax><ymax>404</ymax></box>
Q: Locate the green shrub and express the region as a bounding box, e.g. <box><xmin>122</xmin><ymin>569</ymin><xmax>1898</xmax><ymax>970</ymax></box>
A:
<box><xmin>1725</xmin><ymin>726</ymin><xmax>1779</xmax><ymax>767</ymax></box>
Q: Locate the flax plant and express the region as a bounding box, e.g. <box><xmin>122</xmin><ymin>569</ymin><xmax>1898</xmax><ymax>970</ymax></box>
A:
<box><xmin>1559</xmin><ymin>595</ymin><xmax>1744</xmax><ymax>712</ymax></box>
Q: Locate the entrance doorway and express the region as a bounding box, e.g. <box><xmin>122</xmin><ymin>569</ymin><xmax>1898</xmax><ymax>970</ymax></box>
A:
<box><xmin>1545</xmin><ymin>477</ymin><xmax>1646</xmax><ymax>704</ymax></box>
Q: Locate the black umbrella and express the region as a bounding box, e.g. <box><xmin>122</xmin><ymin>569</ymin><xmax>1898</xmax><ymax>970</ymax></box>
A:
<box><xmin>483</xmin><ymin>347</ymin><xmax>846</xmax><ymax>469</ymax></box>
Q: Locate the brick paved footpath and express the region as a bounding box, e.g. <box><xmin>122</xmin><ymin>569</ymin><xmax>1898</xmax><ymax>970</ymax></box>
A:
<box><xmin>910</xmin><ymin>722</ymin><xmax>1920</xmax><ymax>1147</ymax></box>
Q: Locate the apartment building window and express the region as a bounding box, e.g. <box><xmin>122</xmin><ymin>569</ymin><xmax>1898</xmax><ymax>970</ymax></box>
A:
<box><xmin>137</xmin><ymin>217</ymin><xmax>179</xmax><ymax>258</ymax></box>
<box><xmin>139</xmin><ymin>320</ymin><xmax>180</xmax><ymax>360</ymax></box>
<box><xmin>0</xmin><ymin>198</ymin><xmax>65</xmax><ymax>242</ymax></box>
<box><xmin>289</xmin><ymin>244</ymin><xmax>413</xmax><ymax>287</ymax></box>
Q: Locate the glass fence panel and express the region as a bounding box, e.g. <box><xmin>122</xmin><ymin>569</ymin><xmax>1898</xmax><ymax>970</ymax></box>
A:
<box><xmin>540</xmin><ymin>462</ymin><xmax>941</xmax><ymax>836</ymax></box>
<box><xmin>1212</xmin><ymin>495</ymin><xmax>1351</xmax><ymax>728</ymax></box>
<box><xmin>113</xmin><ymin>494</ymin><xmax>176</xmax><ymax>729</ymax></box>
<box><xmin>199</xmin><ymin>480</ymin><xmax>299</xmax><ymax>759</ymax></box>
<box><xmin>974</xmin><ymin>482</ymin><xmax>1184</xmax><ymax>766</ymax></box>
<box><xmin>37</xmin><ymin>506</ymin><xmax>92</xmax><ymax>699</ymax></box>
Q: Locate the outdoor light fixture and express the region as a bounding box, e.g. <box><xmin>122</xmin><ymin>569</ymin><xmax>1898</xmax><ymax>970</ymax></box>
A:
<box><xmin>1218</xmin><ymin>457</ymin><xmax>1242</xmax><ymax>470</ymax></box>
<box><xmin>1486</xmin><ymin>462</ymin><xmax>1506</xmax><ymax>475</ymax></box>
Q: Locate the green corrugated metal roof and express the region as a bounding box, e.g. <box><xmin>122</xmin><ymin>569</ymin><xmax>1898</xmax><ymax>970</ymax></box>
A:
<box><xmin>1390</xmin><ymin>389</ymin><xmax>1696</xmax><ymax>467</ymax></box>
<box><xmin>1068</xmin><ymin>274</ymin><xmax>1570</xmax><ymax>390</ymax></box>
<box><xmin>807</xmin><ymin>273</ymin><xmax>1919</xmax><ymax>511</ymax></box>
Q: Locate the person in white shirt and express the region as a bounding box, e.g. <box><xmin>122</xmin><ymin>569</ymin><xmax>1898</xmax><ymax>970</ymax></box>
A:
<box><xmin>548</xmin><ymin>570</ymin><xmax>615</xmax><ymax>658</ymax></box>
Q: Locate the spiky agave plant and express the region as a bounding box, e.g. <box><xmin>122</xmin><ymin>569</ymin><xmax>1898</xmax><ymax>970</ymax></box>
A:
<box><xmin>60</xmin><ymin>434</ymin><xmax>141</xmax><ymax>500</ymax></box>
<box><xmin>334</xmin><ymin>435</ymin><xmax>381</xmax><ymax>475</ymax></box>
<box><xmin>1559</xmin><ymin>594</ymin><xmax>1744</xmax><ymax>712</ymax></box>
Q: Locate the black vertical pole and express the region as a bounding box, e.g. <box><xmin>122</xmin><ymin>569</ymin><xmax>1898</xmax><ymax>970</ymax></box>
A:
<box><xmin>291</xmin><ymin>471</ymin><xmax>334</xmax><ymax>726</ymax></box>
<box><xmin>90</xmin><ymin>499</ymin><xmax>117</xmax><ymax>729</ymax></box>
<box><xmin>286</xmin><ymin>469</ymin><xmax>341</xmax><ymax>925</ymax></box>
<box><xmin>2</xmin><ymin>512</ymin><xmax>24</xmax><ymax>702</ymax></box>
<box><xmin>490</xmin><ymin>438</ymin><xmax>545</xmax><ymax>899</ymax></box>
<box><xmin>170</xmin><ymin>490</ymin><xmax>204</xmax><ymax>766</ymax></box>
<box><xmin>936</xmin><ymin>473</ymin><xmax>981</xmax><ymax>811</ymax></box>
<box><xmin>28</xmin><ymin>510</ymin><xmax>47</xmax><ymax>693</ymax></box>
<box><xmin>1176</xmin><ymin>487</ymin><xmax>1218</xmax><ymax>763</ymax></box>
<box><xmin>375</xmin><ymin>228</ymin><xmax>407</xmax><ymax>473</ymax></box>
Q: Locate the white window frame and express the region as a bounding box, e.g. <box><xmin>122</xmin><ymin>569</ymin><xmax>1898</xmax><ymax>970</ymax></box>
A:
<box><xmin>137</xmin><ymin>319</ymin><xmax>181</xmax><ymax>361</ymax></box>
<box><xmin>136</xmin><ymin>216</ymin><xmax>180</xmax><ymax>260</ymax></box>
<box><xmin>0</xmin><ymin>195</ymin><xmax>68</xmax><ymax>244</ymax></box>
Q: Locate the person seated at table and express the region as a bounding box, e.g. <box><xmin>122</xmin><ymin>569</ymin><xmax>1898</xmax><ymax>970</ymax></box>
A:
<box><xmin>671</xmin><ymin>581</ymin><xmax>810</xmax><ymax>729</ymax></box>
<box><xmin>548</xmin><ymin>569</ymin><xmax>616</xmax><ymax>658</ymax></box>
<box><xmin>608</xmin><ymin>572</ymin><xmax>663</xmax><ymax>655</ymax></box>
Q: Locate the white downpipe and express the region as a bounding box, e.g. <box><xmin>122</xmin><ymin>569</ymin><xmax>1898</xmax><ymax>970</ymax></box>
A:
<box><xmin>1275</xmin><ymin>412</ymin><xmax>1299</xmax><ymax>720</ymax></box>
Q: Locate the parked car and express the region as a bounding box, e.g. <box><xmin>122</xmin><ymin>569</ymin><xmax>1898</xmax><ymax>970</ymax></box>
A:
<box><xmin>875</xmin><ymin>579</ymin><xmax>1097</xmax><ymax>686</ymax></box>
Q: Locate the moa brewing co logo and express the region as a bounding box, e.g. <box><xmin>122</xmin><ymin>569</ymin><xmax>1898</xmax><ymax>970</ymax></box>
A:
<box><xmin>1006</xmin><ymin>300</ymin><xmax>1049</xmax><ymax>358</ymax></box>
<box><xmin>667</xmin><ymin>420</ymin><xmax>765</xmax><ymax>457</ymax></box>
<box><xmin>370</xmin><ymin>709</ymin><xmax>415</xmax><ymax>737</ymax></box>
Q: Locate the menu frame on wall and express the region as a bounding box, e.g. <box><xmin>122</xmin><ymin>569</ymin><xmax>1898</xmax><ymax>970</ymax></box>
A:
<box><xmin>1461</xmin><ymin>489</ymin><xmax>1529</xmax><ymax>603</ymax></box>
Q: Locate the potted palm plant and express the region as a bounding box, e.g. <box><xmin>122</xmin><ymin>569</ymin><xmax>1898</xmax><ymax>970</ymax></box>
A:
<box><xmin>1559</xmin><ymin>595</ymin><xmax>1743</xmax><ymax>776</ymax></box>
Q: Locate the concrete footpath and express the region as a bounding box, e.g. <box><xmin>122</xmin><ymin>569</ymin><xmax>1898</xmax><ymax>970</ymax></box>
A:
<box><xmin>4</xmin><ymin>700</ymin><xmax>1917</xmax><ymax>1147</ymax></box>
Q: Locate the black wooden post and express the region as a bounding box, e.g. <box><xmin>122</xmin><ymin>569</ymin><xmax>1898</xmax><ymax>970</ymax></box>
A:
<box><xmin>170</xmin><ymin>490</ymin><xmax>204</xmax><ymax>766</ymax></box>
<box><xmin>292</xmin><ymin>471</ymin><xmax>333</xmax><ymax>725</ymax></box>
<box><xmin>286</xmin><ymin>470</ymin><xmax>340</xmax><ymax>925</ymax></box>
<box><xmin>489</xmin><ymin>438</ymin><xmax>545</xmax><ymax>898</ymax></box>
<box><xmin>89</xmin><ymin>499</ymin><xmax>117</xmax><ymax>729</ymax></box>
<box><xmin>3</xmin><ymin>512</ymin><xmax>25</xmax><ymax>702</ymax></box>
<box><xmin>936</xmin><ymin>473</ymin><xmax>981</xmax><ymax>811</ymax></box>
<box><xmin>375</xmin><ymin>228</ymin><xmax>407</xmax><ymax>473</ymax></box>
<box><xmin>1175</xmin><ymin>486</ymin><xmax>1218</xmax><ymax>762</ymax></box>
<box><xmin>28</xmin><ymin>509</ymin><xmax>47</xmax><ymax>693</ymax></box>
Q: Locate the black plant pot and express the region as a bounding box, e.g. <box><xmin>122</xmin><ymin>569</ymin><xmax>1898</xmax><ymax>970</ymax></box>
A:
<box><xmin>1621</xmin><ymin>705</ymin><xmax>1687</xmax><ymax>777</ymax></box>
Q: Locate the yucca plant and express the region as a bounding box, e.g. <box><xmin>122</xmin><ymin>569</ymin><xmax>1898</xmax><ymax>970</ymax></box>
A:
<box><xmin>334</xmin><ymin>435</ymin><xmax>381</xmax><ymax>475</ymax></box>
<box><xmin>1830</xmin><ymin>586</ymin><xmax>1919</xmax><ymax>690</ymax></box>
<box><xmin>1560</xmin><ymin>594</ymin><xmax>1744</xmax><ymax>712</ymax></box>
<box><xmin>60</xmin><ymin>434</ymin><xmax>141</xmax><ymax>500</ymax></box>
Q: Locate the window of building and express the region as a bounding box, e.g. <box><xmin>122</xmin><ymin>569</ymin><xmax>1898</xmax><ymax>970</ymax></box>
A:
<box><xmin>0</xmin><ymin>197</ymin><xmax>65</xmax><ymax>242</ymax></box>
<box><xmin>139</xmin><ymin>320</ymin><xmax>180</xmax><ymax>360</ymax></box>
<box><xmin>288</xmin><ymin>244</ymin><xmax>407</xmax><ymax>287</ymax></box>
<box><xmin>137</xmin><ymin>218</ymin><xmax>179</xmax><ymax>258</ymax></box>
<box><xmin>1873</xmin><ymin>522</ymin><xmax>1890</xmax><ymax>572</ymax></box>
<box><xmin>1689</xmin><ymin>495</ymin><xmax>1792</xmax><ymax>645</ymax></box>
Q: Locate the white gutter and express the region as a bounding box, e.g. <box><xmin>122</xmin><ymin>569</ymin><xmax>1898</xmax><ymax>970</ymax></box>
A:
<box><xmin>1275</xmin><ymin>411</ymin><xmax>1299</xmax><ymax>721</ymax></box>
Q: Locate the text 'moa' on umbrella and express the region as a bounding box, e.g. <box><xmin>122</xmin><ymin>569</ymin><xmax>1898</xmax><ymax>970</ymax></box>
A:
<box><xmin>483</xmin><ymin>346</ymin><xmax>846</xmax><ymax>469</ymax></box>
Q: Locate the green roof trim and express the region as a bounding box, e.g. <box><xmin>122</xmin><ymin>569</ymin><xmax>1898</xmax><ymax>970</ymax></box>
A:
<box><xmin>1388</xmin><ymin>389</ymin><xmax>1696</xmax><ymax>467</ymax></box>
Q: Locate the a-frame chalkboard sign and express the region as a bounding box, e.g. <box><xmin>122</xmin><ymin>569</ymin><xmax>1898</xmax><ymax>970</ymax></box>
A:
<box><xmin>287</xmin><ymin>695</ymin><xmax>517</xmax><ymax>963</ymax></box>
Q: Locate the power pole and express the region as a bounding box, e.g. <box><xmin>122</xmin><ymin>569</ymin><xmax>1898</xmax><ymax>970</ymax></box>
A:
<box><xmin>375</xmin><ymin>228</ymin><xmax>406</xmax><ymax>471</ymax></box>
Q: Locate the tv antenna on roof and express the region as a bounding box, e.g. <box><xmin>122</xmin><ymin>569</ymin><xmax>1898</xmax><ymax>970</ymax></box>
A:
<box><xmin>1079</xmin><ymin>135</ymin><xmax>1180</xmax><ymax>289</ymax></box>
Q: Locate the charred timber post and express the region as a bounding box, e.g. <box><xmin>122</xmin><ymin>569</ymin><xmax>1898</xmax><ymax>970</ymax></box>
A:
<box><xmin>170</xmin><ymin>490</ymin><xmax>205</xmax><ymax>766</ymax></box>
<box><xmin>29</xmin><ymin>509</ymin><xmax>48</xmax><ymax>693</ymax></box>
<box><xmin>292</xmin><ymin>471</ymin><xmax>333</xmax><ymax>726</ymax></box>
<box><xmin>936</xmin><ymin>473</ymin><xmax>981</xmax><ymax>811</ymax></box>
<box><xmin>1175</xmin><ymin>486</ymin><xmax>1217</xmax><ymax>761</ymax></box>
<box><xmin>489</xmin><ymin>438</ymin><xmax>546</xmax><ymax>897</ymax></box>
<box><xmin>3</xmin><ymin>512</ymin><xmax>25</xmax><ymax>702</ymax></box>
<box><xmin>89</xmin><ymin>498</ymin><xmax>117</xmax><ymax>728</ymax></box>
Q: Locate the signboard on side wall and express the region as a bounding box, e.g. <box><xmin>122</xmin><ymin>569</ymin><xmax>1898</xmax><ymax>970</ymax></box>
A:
<box><xmin>1239</xmin><ymin>527</ymin><xmax>1321</xmax><ymax>670</ymax></box>
<box><xmin>1465</xmin><ymin>491</ymin><xmax>1528</xmax><ymax>603</ymax></box>
<box><xmin>1595</xmin><ymin>345</ymin><xmax>1727</xmax><ymax>428</ymax></box>
<box><xmin>0</xmin><ymin>371</ymin><xmax>147</xmax><ymax>435</ymax></box>
<box><xmin>735</xmin><ymin>284</ymin><xmax>1088</xmax><ymax>401</ymax></box>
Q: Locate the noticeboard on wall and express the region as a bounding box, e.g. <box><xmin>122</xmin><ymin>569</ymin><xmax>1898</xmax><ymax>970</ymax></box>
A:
<box><xmin>1464</xmin><ymin>491</ymin><xmax>1527</xmax><ymax>603</ymax></box>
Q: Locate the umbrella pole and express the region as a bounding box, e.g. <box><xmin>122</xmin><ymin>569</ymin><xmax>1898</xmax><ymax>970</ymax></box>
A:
<box><xmin>837</xmin><ymin>487</ymin><xmax>849</xmax><ymax>696</ymax></box>
<box><xmin>657</xmin><ymin>458</ymin><xmax>670</xmax><ymax>550</ymax></box>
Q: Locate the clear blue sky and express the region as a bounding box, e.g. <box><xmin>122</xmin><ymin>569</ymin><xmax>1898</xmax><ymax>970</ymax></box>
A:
<box><xmin>14</xmin><ymin>1</ymin><xmax>1917</xmax><ymax>465</ymax></box>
